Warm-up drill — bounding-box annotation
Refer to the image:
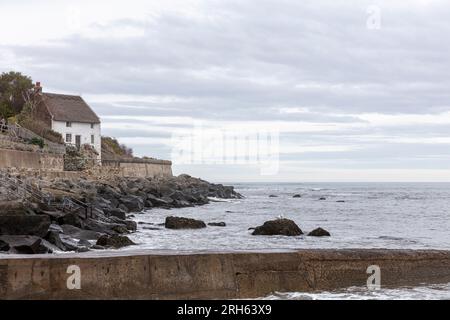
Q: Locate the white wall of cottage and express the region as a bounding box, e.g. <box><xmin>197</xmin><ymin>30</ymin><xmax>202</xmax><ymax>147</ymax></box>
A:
<box><xmin>52</xmin><ymin>120</ymin><xmax>101</xmax><ymax>160</ymax></box>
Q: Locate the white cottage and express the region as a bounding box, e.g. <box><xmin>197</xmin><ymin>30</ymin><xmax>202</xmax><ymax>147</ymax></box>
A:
<box><xmin>33</xmin><ymin>82</ymin><xmax>102</xmax><ymax>160</ymax></box>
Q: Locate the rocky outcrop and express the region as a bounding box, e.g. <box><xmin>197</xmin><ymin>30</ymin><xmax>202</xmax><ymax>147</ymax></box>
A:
<box><xmin>0</xmin><ymin>172</ymin><xmax>241</xmax><ymax>254</ymax></box>
<box><xmin>308</xmin><ymin>227</ymin><xmax>331</xmax><ymax>237</ymax></box>
<box><xmin>0</xmin><ymin>235</ymin><xmax>53</xmax><ymax>254</ymax></box>
<box><xmin>252</xmin><ymin>219</ymin><xmax>303</xmax><ymax>236</ymax></box>
<box><xmin>165</xmin><ymin>216</ymin><xmax>207</xmax><ymax>229</ymax></box>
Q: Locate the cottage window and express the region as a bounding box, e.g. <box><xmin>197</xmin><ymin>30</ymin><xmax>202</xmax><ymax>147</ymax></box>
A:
<box><xmin>66</xmin><ymin>134</ymin><xmax>72</xmax><ymax>143</ymax></box>
<box><xmin>91</xmin><ymin>135</ymin><xmax>95</xmax><ymax>144</ymax></box>
<box><xmin>91</xmin><ymin>123</ymin><xmax>94</xmax><ymax>129</ymax></box>
<box><xmin>66</xmin><ymin>122</ymin><xmax>72</xmax><ymax>127</ymax></box>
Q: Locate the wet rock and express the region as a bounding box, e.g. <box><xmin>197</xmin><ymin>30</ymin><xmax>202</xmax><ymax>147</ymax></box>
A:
<box><xmin>104</xmin><ymin>208</ymin><xmax>127</xmax><ymax>220</ymax></box>
<box><xmin>208</xmin><ymin>222</ymin><xmax>226</xmax><ymax>227</ymax></box>
<box><xmin>293</xmin><ymin>194</ymin><xmax>302</xmax><ymax>198</ymax></box>
<box><xmin>96</xmin><ymin>234</ymin><xmax>136</xmax><ymax>248</ymax></box>
<box><xmin>252</xmin><ymin>219</ymin><xmax>303</xmax><ymax>236</ymax></box>
<box><xmin>0</xmin><ymin>215</ymin><xmax>51</xmax><ymax>238</ymax></box>
<box><xmin>307</xmin><ymin>227</ymin><xmax>331</xmax><ymax>237</ymax></box>
<box><xmin>165</xmin><ymin>216</ymin><xmax>207</xmax><ymax>229</ymax></box>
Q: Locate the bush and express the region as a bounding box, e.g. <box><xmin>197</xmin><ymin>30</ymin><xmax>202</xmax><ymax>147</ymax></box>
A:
<box><xmin>102</xmin><ymin>136</ymin><xmax>133</xmax><ymax>158</ymax></box>
<box><xmin>29</xmin><ymin>137</ymin><xmax>44</xmax><ymax>148</ymax></box>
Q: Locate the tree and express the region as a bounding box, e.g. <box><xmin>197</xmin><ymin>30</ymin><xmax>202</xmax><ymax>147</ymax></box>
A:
<box><xmin>0</xmin><ymin>71</ymin><xmax>33</xmax><ymax>120</ymax></box>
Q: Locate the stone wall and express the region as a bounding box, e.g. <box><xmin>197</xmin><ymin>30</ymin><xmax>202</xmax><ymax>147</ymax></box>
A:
<box><xmin>0</xmin><ymin>148</ymin><xmax>64</xmax><ymax>171</ymax></box>
<box><xmin>1</xmin><ymin>249</ymin><xmax>450</xmax><ymax>299</ymax></box>
<box><xmin>102</xmin><ymin>159</ymin><xmax>173</xmax><ymax>178</ymax></box>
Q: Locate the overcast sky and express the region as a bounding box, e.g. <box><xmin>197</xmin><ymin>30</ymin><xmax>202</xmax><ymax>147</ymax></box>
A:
<box><xmin>2</xmin><ymin>0</ymin><xmax>450</xmax><ymax>182</ymax></box>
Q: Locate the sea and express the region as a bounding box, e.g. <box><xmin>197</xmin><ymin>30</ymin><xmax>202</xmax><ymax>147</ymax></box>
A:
<box><xmin>127</xmin><ymin>182</ymin><xmax>450</xmax><ymax>300</ymax></box>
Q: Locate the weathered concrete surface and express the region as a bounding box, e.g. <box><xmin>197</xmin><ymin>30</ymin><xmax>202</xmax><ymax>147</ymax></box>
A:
<box><xmin>1</xmin><ymin>249</ymin><xmax>450</xmax><ymax>299</ymax></box>
<box><xmin>0</xmin><ymin>148</ymin><xmax>64</xmax><ymax>171</ymax></box>
<box><xmin>102</xmin><ymin>159</ymin><xmax>173</xmax><ymax>178</ymax></box>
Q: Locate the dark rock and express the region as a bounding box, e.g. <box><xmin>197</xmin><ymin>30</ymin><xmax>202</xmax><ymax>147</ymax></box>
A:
<box><xmin>45</xmin><ymin>231</ymin><xmax>66</xmax><ymax>251</ymax></box>
<box><xmin>0</xmin><ymin>235</ymin><xmax>51</xmax><ymax>254</ymax></box>
<box><xmin>61</xmin><ymin>224</ymin><xmax>102</xmax><ymax>241</ymax></box>
<box><xmin>104</xmin><ymin>208</ymin><xmax>126</xmax><ymax>220</ymax></box>
<box><xmin>293</xmin><ymin>194</ymin><xmax>302</xmax><ymax>198</ymax></box>
<box><xmin>336</xmin><ymin>200</ymin><xmax>345</xmax><ymax>203</ymax></box>
<box><xmin>112</xmin><ymin>225</ymin><xmax>129</xmax><ymax>234</ymax></box>
<box><xmin>92</xmin><ymin>245</ymin><xmax>106</xmax><ymax>250</ymax></box>
<box><xmin>96</xmin><ymin>234</ymin><xmax>136</xmax><ymax>248</ymax></box>
<box><xmin>0</xmin><ymin>239</ymin><xmax>10</xmax><ymax>251</ymax></box>
<box><xmin>252</xmin><ymin>219</ymin><xmax>303</xmax><ymax>236</ymax></box>
<box><xmin>83</xmin><ymin>218</ymin><xmax>127</xmax><ymax>236</ymax></box>
<box><xmin>165</xmin><ymin>216</ymin><xmax>207</xmax><ymax>229</ymax></box>
<box><xmin>146</xmin><ymin>194</ymin><xmax>173</xmax><ymax>207</ymax></box>
<box><xmin>119</xmin><ymin>196</ymin><xmax>144</xmax><ymax>213</ymax></box>
<box><xmin>109</xmin><ymin>216</ymin><xmax>137</xmax><ymax>232</ymax></box>
<box><xmin>208</xmin><ymin>222</ymin><xmax>226</xmax><ymax>227</ymax></box>
<box><xmin>307</xmin><ymin>227</ymin><xmax>331</xmax><ymax>237</ymax></box>
<box><xmin>0</xmin><ymin>215</ymin><xmax>51</xmax><ymax>238</ymax></box>
<box><xmin>319</xmin><ymin>197</ymin><xmax>326</xmax><ymax>201</ymax></box>
<box><xmin>78</xmin><ymin>239</ymin><xmax>92</xmax><ymax>247</ymax></box>
<box><xmin>57</xmin><ymin>212</ymin><xmax>84</xmax><ymax>228</ymax></box>
<box><xmin>269</xmin><ymin>195</ymin><xmax>278</xmax><ymax>198</ymax></box>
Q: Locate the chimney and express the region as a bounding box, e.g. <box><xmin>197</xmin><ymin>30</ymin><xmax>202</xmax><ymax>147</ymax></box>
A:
<box><xmin>34</xmin><ymin>82</ymin><xmax>42</xmax><ymax>94</ymax></box>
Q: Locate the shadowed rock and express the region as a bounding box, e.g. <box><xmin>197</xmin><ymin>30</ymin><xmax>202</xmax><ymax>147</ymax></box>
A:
<box><xmin>0</xmin><ymin>215</ymin><xmax>51</xmax><ymax>238</ymax></box>
<box><xmin>293</xmin><ymin>194</ymin><xmax>302</xmax><ymax>198</ymax></box>
<box><xmin>252</xmin><ymin>219</ymin><xmax>303</xmax><ymax>236</ymax></box>
<box><xmin>308</xmin><ymin>227</ymin><xmax>331</xmax><ymax>237</ymax></box>
<box><xmin>165</xmin><ymin>216</ymin><xmax>206</xmax><ymax>229</ymax></box>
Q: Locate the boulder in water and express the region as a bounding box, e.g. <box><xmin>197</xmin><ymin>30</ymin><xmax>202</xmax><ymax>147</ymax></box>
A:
<box><xmin>165</xmin><ymin>216</ymin><xmax>206</xmax><ymax>229</ymax></box>
<box><xmin>307</xmin><ymin>227</ymin><xmax>331</xmax><ymax>237</ymax></box>
<box><xmin>252</xmin><ymin>219</ymin><xmax>303</xmax><ymax>236</ymax></box>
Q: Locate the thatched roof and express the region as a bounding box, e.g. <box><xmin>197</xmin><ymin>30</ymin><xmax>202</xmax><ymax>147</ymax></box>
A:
<box><xmin>40</xmin><ymin>92</ymin><xmax>100</xmax><ymax>124</ymax></box>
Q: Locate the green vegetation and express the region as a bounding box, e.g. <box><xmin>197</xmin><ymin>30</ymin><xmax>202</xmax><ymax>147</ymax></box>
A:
<box><xmin>0</xmin><ymin>71</ymin><xmax>33</xmax><ymax>120</ymax></box>
<box><xmin>29</xmin><ymin>137</ymin><xmax>45</xmax><ymax>148</ymax></box>
<box><xmin>101</xmin><ymin>136</ymin><xmax>134</xmax><ymax>158</ymax></box>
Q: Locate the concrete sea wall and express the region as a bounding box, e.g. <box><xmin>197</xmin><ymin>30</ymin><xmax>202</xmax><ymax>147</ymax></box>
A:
<box><xmin>102</xmin><ymin>159</ymin><xmax>173</xmax><ymax>178</ymax></box>
<box><xmin>1</xmin><ymin>249</ymin><xmax>450</xmax><ymax>299</ymax></box>
<box><xmin>0</xmin><ymin>148</ymin><xmax>64</xmax><ymax>172</ymax></box>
